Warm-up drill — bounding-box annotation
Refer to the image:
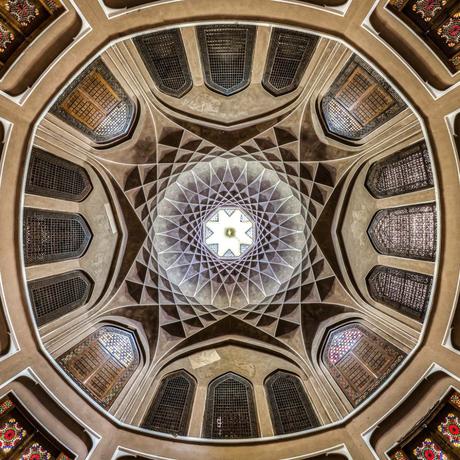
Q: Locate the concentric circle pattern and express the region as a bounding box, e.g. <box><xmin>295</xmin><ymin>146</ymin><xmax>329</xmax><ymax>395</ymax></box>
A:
<box><xmin>154</xmin><ymin>156</ymin><xmax>307</xmax><ymax>309</ymax></box>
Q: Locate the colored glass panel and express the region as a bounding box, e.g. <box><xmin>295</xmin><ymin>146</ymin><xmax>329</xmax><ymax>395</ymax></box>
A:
<box><xmin>0</xmin><ymin>398</ymin><xmax>13</xmax><ymax>416</ymax></box>
<box><xmin>413</xmin><ymin>438</ymin><xmax>449</xmax><ymax>460</ymax></box>
<box><xmin>0</xmin><ymin>19</ymin><xmax>15</xmax><ymax>53</ymax></box>
<box><xmin>3</xmin><ymin>0</ymin><xmax>40</xmax><ymax>27</ymax></box>
<box><xmin>437</xmin><ymin>13</ymin><xmax>460</xmax><ymax>48</ymax></box>
<box><xmin>438</xmin><ymin>413</ymin><xmax>460</xmax><ymax>448</ymax></box>
<box><xmin>450</xmin><ymin>391</ymin><xmax>460</xmax><ymax>410</ymax></box>
<box><xmin>0</xmin><ymin>418</ymin><xmax>27</xmax><ymax>453</ymax></box>
<box><xmin>412</xmin><ymin>0</ymin><xmax>447</xmax><ymax>22</ymax></box>
<box><xmin>20</xmin><ymin>442</ymin><xmax>52</xmax><ymax>460</ymax></box>
<box><xmin>327</xmin><ymin>327</ymin><xmax>363</xmax><ymax>365</ymax></box>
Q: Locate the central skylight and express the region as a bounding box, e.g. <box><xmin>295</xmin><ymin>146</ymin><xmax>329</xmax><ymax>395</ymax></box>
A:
<box><xmin>204</xmin><ymin>208</ymin><xmax>254</xmax><ymax>258</ymax></box>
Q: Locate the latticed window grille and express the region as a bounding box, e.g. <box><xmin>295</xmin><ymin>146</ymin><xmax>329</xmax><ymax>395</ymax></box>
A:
<box><xmin>58</xmin><ymin>326</ymin><xmax>140</xmax><ymax>409</ymax></box>
<box><xmin>366</xmin><ymin>141</ymin><xmax>434</xmax><ymax>198</ymax></box>
<box><xmin>197</xmin><ymin>25</ymin><xmax>256</xmax><ymax>96</ymax></box>
<box><xmin>321</xmin><ymin>55</ymin><xmax>405</xmax><ymax>141</ymax></box>
<box><xmin>51</xmin><ymin>59</ymin><xmax>136</xmax><ymax>144</ymax></box>
<box><xmin>265</xmin><ymin>371</ymin><xmax>319</xmax><ymax>434</ymax></box>
<box><xmin>323</xmin><ymin>323</ymin><xmax>405</xmax><ymax>406</ymax></box>
<box><xmin>26</xmin><ymin>147</ymin><xmax>92</xmax><ymax>201</ymax></box>
<box><xmin>141</xmin><ymin>370</ymin><xmax>196</xmax><ymax>435</ymax></box>
<box><xmin>134</xmin><ymin>29</ymin><xmax>192</xmax><ymax>98</ymax></box>
<box><xmin>368</xmin><ymin>203</ymin><xmax>437</xmax><ymax>261</ymax></box>
<box><xmin>28</xmin><ymin>270</ymin><xmax>93</xmax><ymax>326</ymax></box>
<box><xmin>263</xmin><ymin>28</ymin><xmax>318</xmax><ymax>96</ymax></box>
<box><xmin>0</xmin><ymin>393</ymin><xmax>75</xmax><ymax>459</ymax></box>
<box><xmin>204</xmin><ymin>372</ymin><xmax>259</xmax><ymax>439</ymax></box>
<box><xmin>367</xmin><ymin>265</ymin><xmax>432</xmax><ymax>321</ymax></box>
<box><xmin>23</xmin><ymin>208</ymin><xmax>92</xmax><ymax>266</ymax></box>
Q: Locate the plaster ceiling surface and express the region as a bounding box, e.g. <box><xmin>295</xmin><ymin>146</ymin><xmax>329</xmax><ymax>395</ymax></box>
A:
<box><xmin>13</xmin><ymin>10</ymin><xmax>448</xmax><ymax>454</ymax></box>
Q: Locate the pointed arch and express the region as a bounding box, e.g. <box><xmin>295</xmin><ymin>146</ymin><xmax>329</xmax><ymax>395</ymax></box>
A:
<box><xmin>204</xmin><ymin>372</ymin><xmax>259</xmax><ymax>439</ymax></box>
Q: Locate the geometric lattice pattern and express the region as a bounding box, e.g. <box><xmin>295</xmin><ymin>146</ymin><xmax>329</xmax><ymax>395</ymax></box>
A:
<box><xmin>323</xmin><ymin>323</ymin><xmax>405</xmax><ymax>406</ymax></box>
<box><xmin>134</xmin><ymin>29</ymin><xmax>192</xmax><ymax>98</ymax></box>
<box><xmin>367</xmin><ymin>265</ymin><xmax>432</xmax><ymax>321</ymax></box>
<box><xmin>265</xmin><ymin>371</ymin><xmax>319</xmax><ymax>434</ymax></box>
<box><xmin>28</xmin><ymin>270</ymin><xmax>93</xmax><ymax>326</ymax></box>
<box><xmin>58</xmin><ymin>326</ymin><xmax>140</xmax><ymax>409</ymax></box>
<box><xmin>23</xmin><ymin>208</ymin><xmax>93</xmax><ymax>266</ymax></box>
<box><xmin>26</xmin><ymin>147</ymin><xmax>92</xmax><ymax>202</ymax></box>
<box><xmin>51</xmin><ymin>59</ymin><xmax>136</xmax><ymax>145</ymax></box>
<box><xmin>120</xmin><ymin>122</ymin><xmax>348</xmax><ymax>344</ymax></box>
<box><xmin>368</xmin><ymin>203</ymin><xmax>437</xmax><ymax>261</ymax></box>
<box><xmin>141</xmin><ymin>370</ymin><xmax>196</xmax><ymax>436</ymax></box>
<box><xmin>366</xmin><ymin>141</ymin><xmax>434</xmax><ymax>198</ymax></box>
<box><xmin>263</xmin><ymin>29</ymin><xmax>319</xmax><ymax>96</ymax></box>
<box><xmin>321</xmin><ymin>56</ymin><xmax>406</xmax><ymax>141</ymax></box>
<box><xmin>204</xmin><ymin>372</ymin><xmax>259</xmax><ymax>439</ymax></box>
<box><xmin>197</xmin><ymin>25</ymin><xmax>256</xmax><ymax>96</ymax></box>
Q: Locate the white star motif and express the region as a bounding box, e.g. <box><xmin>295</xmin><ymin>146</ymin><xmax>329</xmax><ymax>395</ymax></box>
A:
<box><xmin>205</xmin><ymin>208</ymin><xmax>254</xmax><ymax>258</ymax></box>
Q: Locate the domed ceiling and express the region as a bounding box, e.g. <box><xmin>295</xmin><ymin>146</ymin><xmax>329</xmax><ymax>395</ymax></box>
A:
<box><xmin>17</xmin><ymin>16</ymin><xmax>442</xmax><ymax>446</ymax></box>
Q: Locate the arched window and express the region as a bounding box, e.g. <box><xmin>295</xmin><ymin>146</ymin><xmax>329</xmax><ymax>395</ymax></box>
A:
<box><xmin>51</xmin><ymin>59</ymin><xmax>136</xmax><ymax>145</ymax></box>
<box><xmin>197</xmin><ymin>25</ymin><xmax>256</xmax><ymax>96</ymax></box>
<box><xmin>134</xmin><ymin>29</ymin><xmax>192</xmax><ymax>98</ymax></box>
<box><xmin>28</xmin><ymin>270</ymin><xmax>93</xmax><ymax>326</ymax></box>
<box><xmin>26</xmin><ymin>148</ymin><xmax>92</xmax><ymax>202</ymax></box>
<box><xmin>58</xmin><ymin>326</ymin><xmax>141</xmax><ymax>409</ymax></box>
<box><xmin>265</xmin><ymin>371</ymin><xmax>319</xmax><ymax>434</ymax></box>
<box><xmin>366</xmin><ymin>141</ymin><xmax>434</xmax><ymax>198</ymax></box>
<box><xmin>321</xmin><ymin>55</ymin><xmax>405</xmax><ymax>141</ymax></box>
<box><xmin>204</xmin><ymin>372</ymin><xmax>259</xmax><ymax>439</ymax></box>
<box><xmin>262</xmin><ymin>29</ymin><xmax>318</xmax><ymax>96</ymax></box>
<box><xmin>141</xmin><ymin>370</ymin><xmax>196</xmax><ymax>436</ymax></box>
<box><xmin>322</xmin><ymin>323</ymin><xmax>405</xmax><ymax>406</ymax></box>
<box><xmin>367</xmin><ymin>265</ymin><xmax>432</xmax><ymax>321</ymax></box>
<box><xmin>367</xmin><ymin>204</ymin><xmax>437</xmax><ymax>261</ymax></box>
<box><xmin>23</xmin><ymin>208</ymin><xmax>92</xmax><ymax>266</ymax></box>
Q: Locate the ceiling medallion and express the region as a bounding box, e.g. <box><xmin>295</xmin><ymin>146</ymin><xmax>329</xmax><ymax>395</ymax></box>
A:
<box><xmin>153</xmin><ymin>157</ymin><xmax>307</xmax><ymax>309</ymax></box>
<box><xmin>204</xmin><ymin>208</ymin><xmax>254</xmax><ymax>259</ymax></box>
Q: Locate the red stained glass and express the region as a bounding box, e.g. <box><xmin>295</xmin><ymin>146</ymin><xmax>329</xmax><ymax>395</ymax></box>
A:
<box><xmin>0</xmin><ymin>418</ymin><xmax>27</xmax><ymax>453</ymax></box>
<box><xmin>438</xmin><ymin>413</ymin><xmax>460</xmax><ymax>448</ymax></box>
<box><xmin>4</xmin><ymin>0</ymin><xmax>40</xmax><ymax>27</ymax></box>
<box><xmin>437</xmin><ymin>13</ymin><xmax>460</xmax><ymax>48</ymax></box>
<box><xmin>413</xmin><ymin>438</ymin><xmax>449</xmax><ymax>460</ymax></box>
<box><xmin>412</xmin><ymin>0</ymin><xmax>448</xmax><ymax>22</ymax></box>
<box><xmin>20</xmin><ymin>442</ymin><xmax>53</xmax><ymax>460</ymax></box>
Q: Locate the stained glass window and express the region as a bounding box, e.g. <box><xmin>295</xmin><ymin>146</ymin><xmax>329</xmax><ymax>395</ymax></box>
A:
<box><xmin>141</xmin><ymin>370</ymin><xmax>196</xmax><ymax>436</ymax></box>
<box><xmin>204</xmin><ymin>372</ymin><xmax>259</xmax><ymax>439</ymax></box>
<box><xmin>367</xmin><ymin>203</ymin><xmax>437</xmax><ymax>261</ymax></box>
<box><xmin>197</xmin><ymin>25</ymin><xmax>256</xmax><ymax>96</ymax></box>
<box><xmin>58</xmin><ymin>325</ymin><xmax>141</xmax><ymax>409</ymax></box>
<box><xmin>0</xmin><ymin>0</ymin><xmax>63</xmax><ymax>73</ymax></box>
<box><xmin>389</xmin><ymin>389</ymin><xmax>460</xmax><ymax>459</ymax></box>
<box><xmin>388</xmin><ymin>0</ymin><xmax>460</xmax><ymax>72</ymax></box>
<box><xmin>0</xmin><ymin>394</ymin><xmax>75</xmax><ymax>459</ymax></box>
<box><xmin>366</xmin><ymin>141</ymin><xmax>434</xmax><ymax>198</ymax></box>
<box><xmin>265</xmin><ymin>371</ymin><xmax>319</xmax><ymax>434</ymax></box>
<box><xmin>323</xmin><ymin>323</ymin><xmax>405</xmax><ymax>406</ymax></box>
<box><xmin>367</xmin><ymin>265</ymin><xmax>433</xmax><ymax>321</ymax></box>
<box><xmin>321</xmin><ymin>55</ymin><xmax>405</xmax><ymax>141</ymax></box>
<box><xmin>51</xmin><ymin>59</ymin><xmax>136</xmax><ymax>145</ymax></box>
